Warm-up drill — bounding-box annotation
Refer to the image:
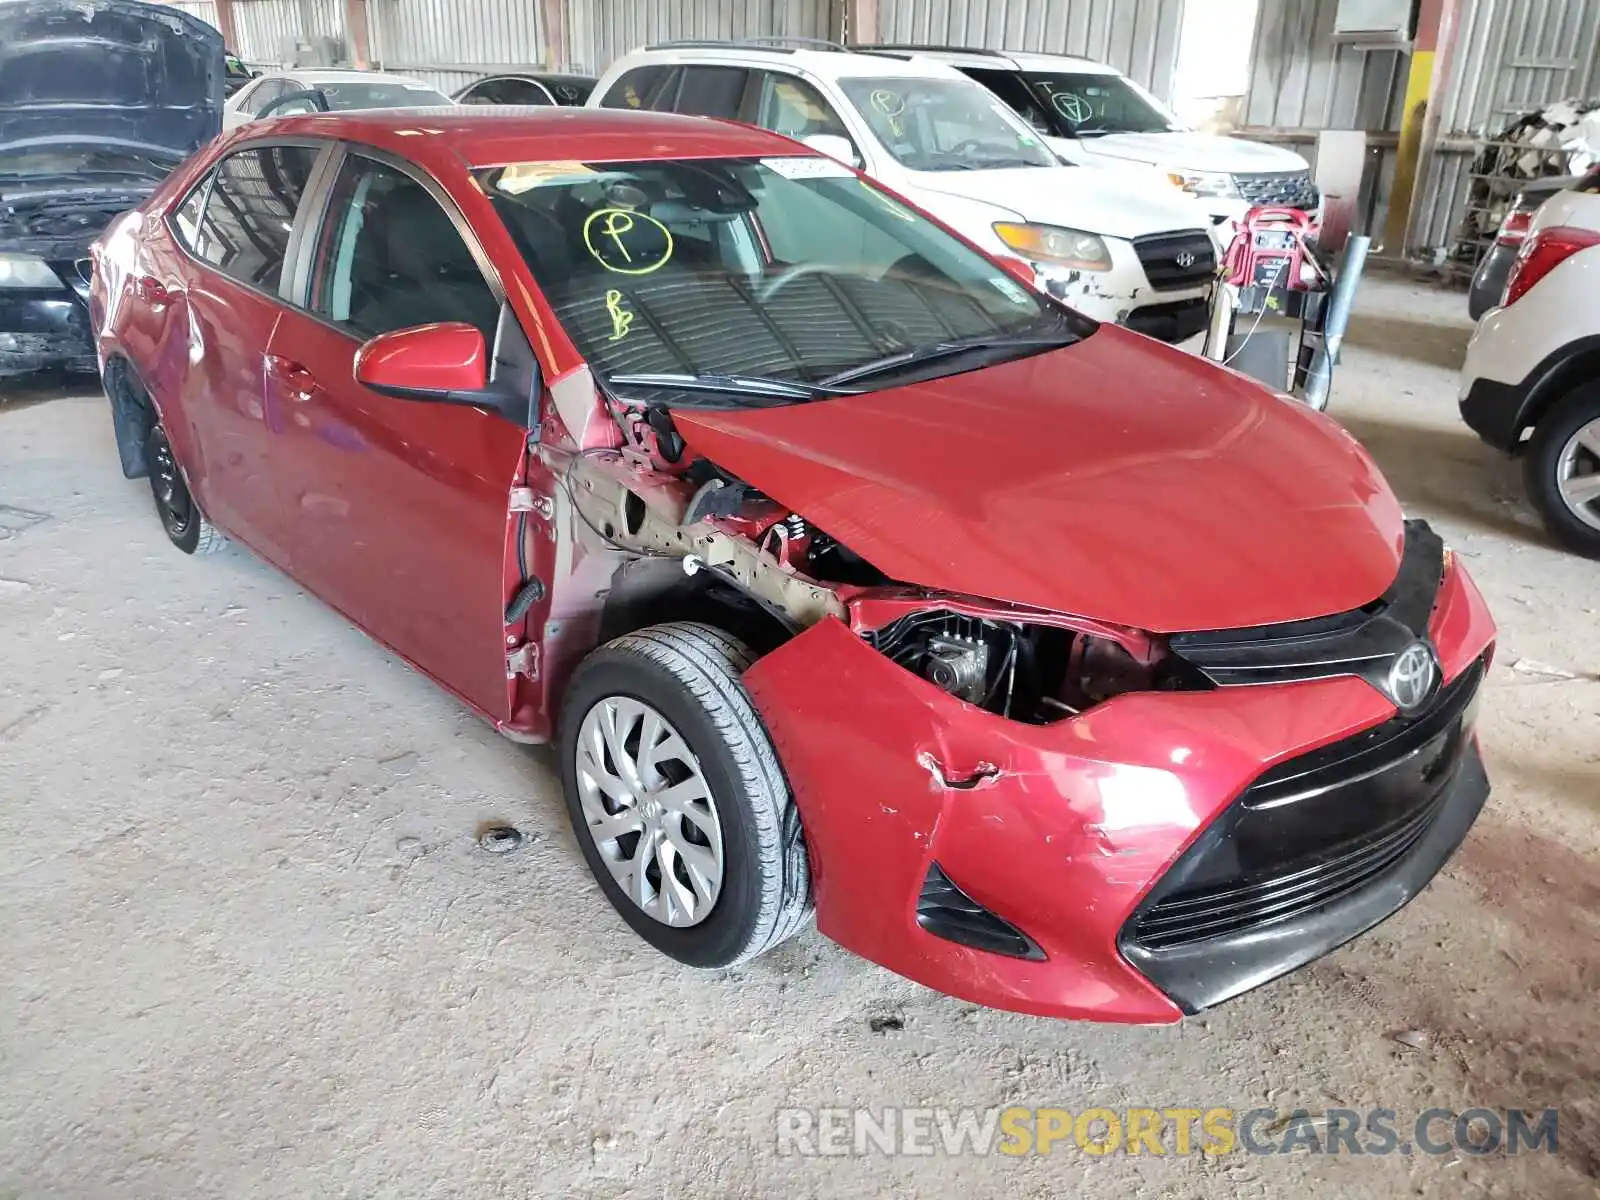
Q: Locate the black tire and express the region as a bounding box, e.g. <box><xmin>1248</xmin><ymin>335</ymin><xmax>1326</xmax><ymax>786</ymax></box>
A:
<box><xmin>1523</xmin><ymin>385</ymin><xmax>1600</xmax><ymax>559</ymax></box>
<box><xmin>558</xmin><ymin>622</ymin><xmax>812</xmax><ymax>968</ymax></box>
<box><xmin>146</xmin><ymin>425</ymin><xmax>226</xmax><ymax>555</ymax></box>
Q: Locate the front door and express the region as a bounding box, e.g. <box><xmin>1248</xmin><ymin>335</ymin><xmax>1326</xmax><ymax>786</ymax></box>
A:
<box><xmin>265</xmin><ymin>149</ymin><xmax>531</xmax><ymax>722</ymax></box>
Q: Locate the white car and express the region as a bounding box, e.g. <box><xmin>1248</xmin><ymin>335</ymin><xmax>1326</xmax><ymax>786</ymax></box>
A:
<box><xmin>224</xmin><ymin>68</ymin><xmax>453</xmax><ymax>129</ymax></box>
<box><xmin>590</xmin><ymin>42</ymin><xmax>1221</xmax><ymax>342</ymax></box>
<box><xmin>1460</xmin><ymin>171</ymin><xmax>1600</xmax><ymax>556</ymax></box>
<box><xmin>876</xmin><ymin>46</ymin><xmax>1318</xmax><ymax>230</ymax></box>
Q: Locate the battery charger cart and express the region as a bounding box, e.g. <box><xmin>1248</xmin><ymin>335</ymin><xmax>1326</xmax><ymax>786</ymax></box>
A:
<box><xmin>1200</xmin><ymin>205</ymin><xmax>1371</xmax><ymax>413</ymax></box>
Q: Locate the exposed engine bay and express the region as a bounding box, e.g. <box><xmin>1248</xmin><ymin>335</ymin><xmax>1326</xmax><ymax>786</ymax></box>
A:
<box><xmin>551</xmin><ymin>431</ymin><xmax>1201</xmax><ymax>724</ymax></box>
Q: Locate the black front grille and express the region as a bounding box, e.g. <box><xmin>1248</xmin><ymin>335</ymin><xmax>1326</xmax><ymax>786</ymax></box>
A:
<box><xmin>1123</xmin><ymin>297</ymin><xmax>1210</xmax><ymax>343</ymax></box>
<box><xmin>1168</xmin><ymin>519</ymin><xmax>1446</xmax><ymax>692</ymax></box>
<box><xmin>1133</xmin><ymin>231</ymin><xmax>1217</xmax><ymax>291</ymax></box>
<box><xmin>1234</xmin><ymin>170</ymin><xmax>1320</xmax><ymax>210</ymax></box>
<box><xmin>1119</xmin><ymin>656</ymin><xmax>1488</xmax><ymax>1010</ymax></box>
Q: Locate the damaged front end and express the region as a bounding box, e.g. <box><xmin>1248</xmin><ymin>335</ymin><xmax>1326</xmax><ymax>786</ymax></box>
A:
<box><xmin>537</xmin><ymin>386</ymin><xmax>1496</xmax><ymax>1020</ymax></box>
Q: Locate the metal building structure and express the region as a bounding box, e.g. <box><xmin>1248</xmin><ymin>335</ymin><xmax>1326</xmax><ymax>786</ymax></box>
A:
<box><xmin>160</xmin><ymin>0</ymin><xmax>1600</xmax><ymax>261</ymax></box>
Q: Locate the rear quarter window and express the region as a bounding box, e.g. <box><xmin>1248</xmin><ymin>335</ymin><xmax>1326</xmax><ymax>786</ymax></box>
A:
<box><xmin>599</xmin><ymin>64</ymin><xmax>675</xmax><ymax>110</ymax></box>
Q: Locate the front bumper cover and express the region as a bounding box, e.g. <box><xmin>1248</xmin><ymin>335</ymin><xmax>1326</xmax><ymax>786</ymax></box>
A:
<box><xmin>743</xmin><ymin>550</ymin><xmax>1496</xmax><ymax>1023</ymax></box>
<box><xmin>0</xmin><ymin>276</ymin><xmax>96</xmax><ymax>377</ymax></box>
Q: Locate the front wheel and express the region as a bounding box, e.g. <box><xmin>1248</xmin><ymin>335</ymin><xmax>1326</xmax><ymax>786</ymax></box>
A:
<box><xmin>558</xmin><ymin>622</ymin><xmax>812</xmax><ymax>968</ymax></box>
<box><xmin>1523</xmin><ymin>386</ymin><xmax>1600</xmax><ymax>559</ymax></box>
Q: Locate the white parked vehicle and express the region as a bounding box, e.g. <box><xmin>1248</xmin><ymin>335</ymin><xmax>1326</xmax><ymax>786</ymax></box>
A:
<box><xmin>223</xmin><ymin>68</ymin><xmax>453</xmax><ymax>129</ymax></box>
<box><xmin>875</xmin><ymin>46</ymin><xmax>1318</xmax><ymax>230</ymax></box>
<box><xmin>1460</xmin><ymin>171</ymin><xmax>1600</xmax><ymax>556</ymax></box>
<box><xmin>590</xmin><ymin>41</ymin><xmax>1221</xmax><ymax>342</ymax></box>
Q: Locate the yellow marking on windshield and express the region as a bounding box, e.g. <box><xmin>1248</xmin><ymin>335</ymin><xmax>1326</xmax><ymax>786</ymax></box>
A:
<box><xmin>605</xmin><ymin>289</ymin><xmax>635</xmax><ymax>341</ymax></box>
<box><xmin>870</xmin><ymin>88</ymin><xmax>907</xmax><ymax>137</ymax></box>
<box><xmin>582</xmin><ymin>207</ymin><xmax>675</xmax><ymax>275</ymax></box>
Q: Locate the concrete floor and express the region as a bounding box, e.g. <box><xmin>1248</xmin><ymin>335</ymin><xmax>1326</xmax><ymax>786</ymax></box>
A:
<box><xmin>2</xmin><ymin>275</ymin><xmax>1597</xmax><ymax>1198</ymax></box>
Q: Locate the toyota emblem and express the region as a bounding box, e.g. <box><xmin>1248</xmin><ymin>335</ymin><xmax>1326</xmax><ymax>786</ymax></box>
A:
<box><xmin>1175</xmin><ymin>250</ymin><xmax>1197</xmax><ymax>269</ymax></box>
<box><xmin>1385</xmin><ymin>641</ymin><xmax>1439</xmax><ymax>712</ymax></box>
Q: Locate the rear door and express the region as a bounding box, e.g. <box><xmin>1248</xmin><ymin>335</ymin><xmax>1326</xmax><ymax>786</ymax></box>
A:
<box><xmin>264</xmin><ymin>147</ymin><xmax>532</xmax><ymax>722</ymax></box>
<box><xmin>156</xmin><ymin>140</ymin><xmax>327</xmax><ymax>566</ymax></box>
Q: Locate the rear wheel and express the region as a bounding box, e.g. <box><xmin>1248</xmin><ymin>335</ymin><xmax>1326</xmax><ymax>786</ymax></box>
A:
<box><xmin>558</xmin><ymin>622</ymin><xmax>811</xmax><ymax>968</ymax></box>
<box><xmin>1524</xmin><ymin>386</ymin><xmax>1600</xmax><ymax>558</ymax></box>
<box><xmin>146</xmin><ymin>425</ymin><xmax>225</xmax><ymax>555</ymax></box>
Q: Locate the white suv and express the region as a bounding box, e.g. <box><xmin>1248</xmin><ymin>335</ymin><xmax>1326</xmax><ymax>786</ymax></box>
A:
<box><xmin>1460</xmin><ymin>171</ymin><xmax>1600</xmax><ymax>557</ymax></box>
<box><xmin>876</xmin><ymin>46</ymin><xmax>1318</xmax><ymax>231</ymax></box>
<box><xmin>590</xmin><ymin>41</ymin><xmax>1220</xmax><ymax>342</ymax></box>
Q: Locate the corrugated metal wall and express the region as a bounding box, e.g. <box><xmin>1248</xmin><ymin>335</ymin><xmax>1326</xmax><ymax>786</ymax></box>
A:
<box><xmin>158</xmin><ymin>0</ymin><xmax>222</xmax><ymax>30</ymax></box>
<box><xmin>368</xmin><ymin>0</ymin><xmax>552</xmax><ymax>92</ymax></box>
<box><xmin>567</xmin><ymin>0</ymin><xmax>831</xmax><ymax>74</ymax></box>
<box><xmin>873</xmin><ymin>0</ymin><xmax>1187</xmax><ymax>97</ymax></box>
<box><xmin>1243</xmin><ymin>0</ymin><xmax>1600</xmax><ymax>255</ymax></box>
<box><xmin>1242</xmin><ymin>0</ymin><xmax>1405</xmax><ymax>130</ymax></box>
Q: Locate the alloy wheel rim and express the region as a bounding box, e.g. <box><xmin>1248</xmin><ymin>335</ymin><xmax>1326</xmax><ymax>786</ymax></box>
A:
<box><xmin>150</xmin><ymin>435</ymin><xmax>193</xmax><ymax>537</ymax></box>
<box><xmin>1556</xmin><ymin>417</ymin><xmax>1600</xmax><ymax>532</ymax></box>
<box><xmin>574</xmin><ymin>696</ymin><xmax>724</xmax><ymax>928</ymax></box>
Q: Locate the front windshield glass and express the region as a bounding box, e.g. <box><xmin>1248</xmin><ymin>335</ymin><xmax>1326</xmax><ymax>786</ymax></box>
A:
<box><xmin>318</xmin><ymin>81</ymin><xmax>451</xmax><ymax>110</ymax></box>
<box><xmin>1026</xmin><ymin>73</ymin><xmax>1181</xmax><ymax>135</ymax></box>
<box><xmin>477</xmin><ymin>156</ymin><xmax>1086</xmax><ymax>406</ymax></box>
<box><xmin>835</xmin><ymin>77</ymin><xmax>1058</xmax><ymax>172</ymax></box>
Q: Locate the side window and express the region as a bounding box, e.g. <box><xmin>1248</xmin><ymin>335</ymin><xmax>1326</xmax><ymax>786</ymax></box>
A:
<box><xmin>246</xmin><ymin>78</ymin><xmax>288</xmax><ymax>115</ymax></box>
<box><xmin>495</xmin><ymin>78</ymin><xmax>553</xmax><ymax>105</ymax></box>
<box><xmin>963</xmin><ymin>68</ymin><xmax>1054</xmax><ymax>134</ymax></box>
<box><xmin>171</xmin><ymin>176</ymin><xmax>211</xmax><ymax>254</ymax></box>
<box><xmin>308</xmin><ymin>155</ymin><xmax>499</xmax><ymax>342</ymax></box>
<box><xmin>598</xmin><ymin>64</ymin><xmax>674</xmax><ymax>110</ymax></box>
<box><xmin>754</xmin><ymin>72</ymin><xmax>857</xmax><ymax>155</ymax></box>
<box><xmin>457</xmin><ymin>80</ymin><xmax>496</xmax><ymax>105</ymax></box>
<box><xmin>192</xmin><ymin>144</ymin><xmax>319</xmax><ymax>291</ymax></box>
<box><xmin>673</xmin><ymin>66</ymin><xmax>749</xmax><ymax>119</ymax></box>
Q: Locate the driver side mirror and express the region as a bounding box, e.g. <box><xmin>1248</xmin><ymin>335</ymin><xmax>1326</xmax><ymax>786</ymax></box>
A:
<box><xmin>356</xmin><ymin>322</ymin><xmax>525</xmax><ymax>422</ymax></box>
<box><xmin>802</xmin><ymin>133</ymin><xmax>861</xmax><ymax>169</ymax></box>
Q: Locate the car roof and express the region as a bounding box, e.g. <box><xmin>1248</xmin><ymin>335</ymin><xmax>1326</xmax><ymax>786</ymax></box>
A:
<box><xmin>614</xmin><ymin>43</ymin><xmax>972</xmax><ymax>82</ymax></box>
<box><xmin>865</xmin><ymin>46</ymin><xmax>1117</xmax><ymax>75</ymax></box>
<box><xmin>267</xmin><ymin>67</ymin><xmax>443</xmax><ymax>88</ymax></box>
<box><xmin>250</xmin><ymin>106</ymin><xmax>810</xmax><ymax>168</ymax></box>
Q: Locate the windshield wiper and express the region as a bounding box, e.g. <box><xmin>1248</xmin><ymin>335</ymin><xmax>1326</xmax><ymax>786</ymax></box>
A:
<box><xmin>606</xmin><ymin>372</ymin><xmax>844</xmax><ymax>401</ymax></box>
<box><xmin>820</xmin><ymin>328</ymin><xmax>1077</xmax><ymax>388</ymax></box>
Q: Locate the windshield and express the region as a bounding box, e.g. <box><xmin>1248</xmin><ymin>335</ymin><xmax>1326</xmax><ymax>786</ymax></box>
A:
<box><xmin>835</xmin><ymin>77</ymin><xmax>1058</xmax><ymax>172</ymax></box>
<box><xmin>0</xmin><ymin>146</ymin><xmax>173</xmax><ymax>184</ymax></box>
<box><xmin>1025</xmin><ymin>73</ymin><xmax>1181</xmax><ymax>135</ymax></box>
<box><xmin>317</xmin><ymin>81</ymin><xmax>451</xmax><ymax>110</ymax></box>
<box><xmin>477</xmin><ymin>156</ymin><xmax>1086</xmax><ymax>406</ymax></box>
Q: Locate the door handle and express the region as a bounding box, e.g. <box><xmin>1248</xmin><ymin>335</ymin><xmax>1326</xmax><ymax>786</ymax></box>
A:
<box><xmin>135</xmin><ymin>276</ymin><xmax>169</xmax><ymax>306</ymax></box>
<box><xmin>266</xmin><ymin>354</ymin><xmax>318</xmax><ymax>402</ymax></box>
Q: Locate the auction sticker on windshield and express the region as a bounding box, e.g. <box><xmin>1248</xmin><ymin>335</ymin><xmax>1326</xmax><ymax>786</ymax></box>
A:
<box><xmin>761</xmin><ymin>157</ymin><xmax>854</xmax><ymax>180</ymax></box>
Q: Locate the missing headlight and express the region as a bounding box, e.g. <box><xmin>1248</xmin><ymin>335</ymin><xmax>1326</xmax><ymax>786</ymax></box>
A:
<box><xmin>864</xmin><ymin>610</ymin><xmax>1209</xmax><ymax>723</ymax></box>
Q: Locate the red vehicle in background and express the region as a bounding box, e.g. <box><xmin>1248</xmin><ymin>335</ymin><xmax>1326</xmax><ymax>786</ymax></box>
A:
<box><xmin>90</xmin><ymin>108</ymin><xmax>1495</xmax><ymax>1022</ymax></box>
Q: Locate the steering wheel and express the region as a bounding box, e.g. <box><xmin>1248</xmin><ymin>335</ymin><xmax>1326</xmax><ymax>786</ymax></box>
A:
<box><xmin>946</xmin><ymin>138</ymin><xmax>991</xmax><ymax>158</ymax></box>
<box><xmin>757</xmin><ymin>261</ymin><xmax>837</xmax><ymax>303</ymax></box>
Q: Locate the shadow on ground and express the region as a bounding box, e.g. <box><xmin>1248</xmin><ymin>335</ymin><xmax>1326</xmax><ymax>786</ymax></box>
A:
<box><xmin>1344</xmin><ymin>312</ymin><xmax>1474</xmax><ymax>371</ymax></box>
<box><xmin>0</xmin><ymin>370</ymin><xmax>99</xmax><ymax>409</ymax></box>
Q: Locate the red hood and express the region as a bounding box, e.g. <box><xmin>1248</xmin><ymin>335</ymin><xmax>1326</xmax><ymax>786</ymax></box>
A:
<box><xmin>671</xmin><ymin>325</ymin><xmax>1405</xmax><ymax>633</ymax></box>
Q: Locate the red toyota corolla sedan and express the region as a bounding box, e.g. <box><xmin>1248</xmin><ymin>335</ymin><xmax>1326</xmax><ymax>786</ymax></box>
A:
<box><xmin>89</xmin><ymin>108</ymin><xmax>1496</xmax><ymax>1022</ymax></box>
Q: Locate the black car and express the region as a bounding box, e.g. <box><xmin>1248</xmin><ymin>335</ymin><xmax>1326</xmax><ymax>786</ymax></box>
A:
<box><xmin>1467</xmin><ymin>175</ymin><xmax>1577</xmax><ymax>320</ymax></box>
<box><xmin>0</xmin><ymin>0</ymin><xmax>223</xmax><ymax>378</ymax></box>
<box><xmin>453</xmin><ymin>72</ymin><xmax>597</xmax><ymax>107</ymax></box>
